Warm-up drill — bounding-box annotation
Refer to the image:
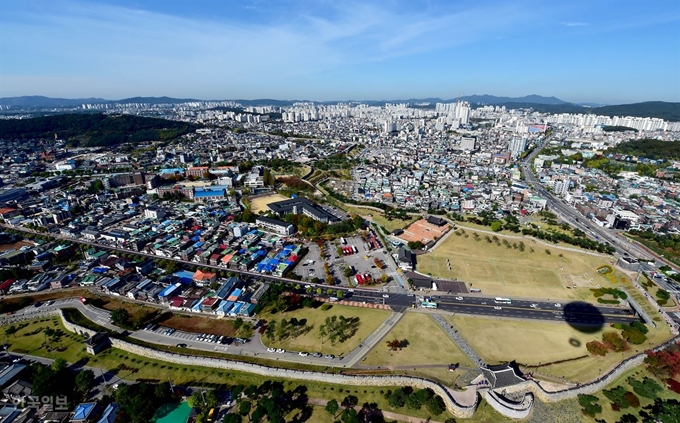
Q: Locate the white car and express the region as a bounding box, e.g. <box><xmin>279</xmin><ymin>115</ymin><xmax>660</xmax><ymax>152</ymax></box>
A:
<box><xmin>267</xmin><ymin>347</ymin><xmax>276</xmax><ymax>353</ymax></box>
<box><xmin>554</xmin><ymin>303</ymin><xmax>562</xmax><ymax>308</ymax></box>
<box><xmin>348</xmin><ymin>289</ymin><xmax>354</xmax><ymax>292</ymax></box>
<box><xmin>455</xmin><ymin>296</ymin><xmax>463</xmax><ymax>301</ymax></box>
<box><xmin>529</xmin><ymin>304</ymin><xmax>538</xmax><ymax>308</ymax></box>
<box><xmin>298</xmin><ymin>351</ymin><xmax>309</xmax><ymax>357</ymax></box>
<box><xmin>493</xmin><ymin>306</ymin><xmax>502</xmax><ymax>310</ymax></box>
<box><xmin>382</xmin><ymin>294</ymin><xmax>390</xmax><ymax>298</ymax></box>
<box><xmin>276</xmin><ymin>348</ymin><xmax>285</xmax><ymax>354</ymax></box>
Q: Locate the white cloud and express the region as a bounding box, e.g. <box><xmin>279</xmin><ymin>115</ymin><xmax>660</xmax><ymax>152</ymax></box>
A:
<box><xmin>561</xmin><ymin>21</ymin><xmax>589</xmax><ymax>27</ymax></box>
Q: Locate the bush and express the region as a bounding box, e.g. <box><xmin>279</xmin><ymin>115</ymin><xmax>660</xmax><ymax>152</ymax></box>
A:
<box><xmin>630</xmin><ymin>321</ymin><xmax>648</xmax><ymax>334</ymax></box>
<box><xmin>667</xmin><ymin>378</ymin><xmax>680</xmax><ymax>394</ymax></box>
<box><xmin>320</xmin><ymin>304</ymin><xmax>332</xmax><ymax>311</ymax></box>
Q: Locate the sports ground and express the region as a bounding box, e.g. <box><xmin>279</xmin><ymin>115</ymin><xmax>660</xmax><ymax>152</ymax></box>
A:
<box><xmin>248</xmin><ymin>193</ymin><xmax>290</xmax><ymax>214</ymax></box>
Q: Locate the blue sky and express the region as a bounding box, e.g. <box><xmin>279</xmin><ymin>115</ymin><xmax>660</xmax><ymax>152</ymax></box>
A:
<box><xmin>1</xmin><ymin>0</ymin><xmax>679</xmax><ymax>104</ymax></box>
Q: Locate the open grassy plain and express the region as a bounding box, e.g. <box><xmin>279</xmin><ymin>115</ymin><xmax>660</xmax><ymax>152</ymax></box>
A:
<box><xmin>449</xmin><ymin>315</ymin><xmax>673</xmax><ymax>384</ymax></box>
<box><xmin>362</xmin><ymin>312</ymin><xmax>473</xmax><ymax>368</ymax></box>
<box><xmin>417</xmin><ymin>226</ymin><xmax>627</xmax><ymax>300</ymax></box>
<box><xmin>259</xmin><ymin>304</ymin><xmax>390</xmax><ymax>356</ymax></box>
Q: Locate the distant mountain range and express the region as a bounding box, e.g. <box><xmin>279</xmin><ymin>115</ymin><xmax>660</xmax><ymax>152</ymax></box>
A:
<box><xmin>1</xmin><ymin>95</ymin><xmax>678</xmax><ymax>121</ymax></box>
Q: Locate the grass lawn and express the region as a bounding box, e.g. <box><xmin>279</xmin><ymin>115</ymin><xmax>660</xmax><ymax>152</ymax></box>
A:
<box><xmin>362</xmin><ymin>313</ymin><xmax>474</xmax><ymax>368</ymax></box>
<box><xmin>3</xmin><ymin>317</ymin><xmax>87</xmax><ymax>361</ymax></box>
<box><xmin>449</xmin><ymin>315</ymin><xmax>673</xmax><ymax>384</ymax></box>
<box><xmin>639</xmin><ymin>275</ymin><xmax>677</xmax><ymax>308</ymax></box>
<box><xmin>258</xmin><ymin>304</ymin><xmax>390</xmax><ymax>356</ymax></box>
<box><xmin>417</xmin><ymin>226</ymin><xmax>623</xmax><ymax>301</ymax></box>
<box><xmin>581</xmin><ymin>366</ymin><xmax>679</xmax><ymax>423</ymax></box>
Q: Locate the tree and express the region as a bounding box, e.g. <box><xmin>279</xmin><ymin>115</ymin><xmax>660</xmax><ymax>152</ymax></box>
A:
<box><xmin>5</xmin><ymin>325</ymin><xmax>18</xmax><ymax>338</ymax></box>
<box><xmin>387</xmin><ymin>339</ymin><xmax>402</xmax><ymax>351</ymax></box>
<box><xmin>490</xmin><ymin>221</ymin><xmax>503</xmax><ymax>232</ymax></box>
<box><xmin>51</xmin><ymin>358</ymin><xmax>67</xmax><ymax>373</ymax></box>
<box><xmin>603</xmin><ymin>386</ymin><xmax>631</xmax><ymax>409</ymax></box>
<box><xmin>222</xmin><ymin>414</ymin><xmax>242</xmax><ymax>423</ymax></box>
<box><xmin>74</xmin><ymin>369</ymin><xmax>95</xmax><ymax>396</ymax></box>
<box><xmin>578</xmin><ymin>394</ymin><xmax>602</xmax><ymax>416</ymax></box>
<box><xmin>639</xmin><ymin>398</ymin><xmax>680</xmax><ymax>422</ymax></box>
<box><xmin>238</xmin><ymin>401</ymin><xmax>251</xmax><ymax>416</ymax></box>
<box><xmin>341</xmin><ymin>395</ymin><xmax>359</xmax><ymax>409</ymax></box>
<box><xmin>325</xmin><ymin>399</ymin><xmax>339</xmax><ymax>417</ymax></box>
<box><xmin>545</xmin><ymin>249</ymin><xmax>551</xmax><ymax>255</ymax></box>
<box><xmin>426</xmin><ymin>395</ymin><xmax>446</xmax><ymax>415</ymax></box>
<box><xmin>627</xmin><ymin>376</ymin><xmax>663</xmax><ymax>399</ymax></box>
<box><xmin>586</xmin><ymin>340</ymin><xmax>609</xmax><ymax>356</ymax></box>
<box><xmin>110</xmin><ymin>308</ymin><xmax>132</xmax><ymax>328</ymax></box>
<box><xmin>603</xmin><ymin>331</ymin><xmax>628</xmax><ymax>352</ymax></box>
<box><xmin>617</xmin><ymin>414</ymin><xmax>638</xmax><ymax>423</ymax></box>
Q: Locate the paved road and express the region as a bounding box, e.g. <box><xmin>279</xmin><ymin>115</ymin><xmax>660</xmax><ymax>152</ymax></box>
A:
<box><xmin>520</xmin><ymin>143</ymin><xmax>655</xmax><ymax>263</ymax></box>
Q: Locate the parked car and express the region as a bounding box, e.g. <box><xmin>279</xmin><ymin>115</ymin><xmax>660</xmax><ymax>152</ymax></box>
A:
<box><xmin>298</xmin><ymin>352</ymin><xmax>309</xmax><ymax>357</ymax></box>
<box><xmin>276</xmin><ymin>349</ymin><xmax>285</xmax><ymax>354</ymax></box>
<box><xmin>176</xmin><ymin>343</ymin><xmax>187</xmax><ymax>348</ymax></box>
<box><xmin>325</xmin><ymin>354</ymin><xmax>335</xmax><ymax>359</ymax></box>
<box><xmin>312</xmin><ymin>352</ymin><xmax>322</xmax><ymax>358</ymax></box>
<box><xmin>267</xmin><ymin>348</ymin><xmax>276</xmax><ymax>353</ymax></box>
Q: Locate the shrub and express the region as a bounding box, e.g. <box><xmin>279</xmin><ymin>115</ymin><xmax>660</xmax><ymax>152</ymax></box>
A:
<box><xmin>320</xmin><ymin>304</ymin><xmax>332</xmax><ymax>311</ymax></box>
<box><xmin>630</xmin><ymin>321</ymin><xmax>648</xmax><ymax>334</ymax></box>
<box><xmin>622</xmin><ymin>327</ymin><xmax>647</xmax><ymax>345</ymax></box>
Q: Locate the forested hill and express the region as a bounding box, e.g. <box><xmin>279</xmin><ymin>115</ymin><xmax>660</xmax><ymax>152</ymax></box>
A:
<box><xmin>610</xmin><ymin>138</ymin><xmax>680</xmax><ymax>160</ymax></box>
<box><xmin>592</xmin><ymin>101</ymin><xmax>680</xmax><ymax>122</ymax></box>
<box><xmin>0</xmin><ymin>113</ymin><xmax>201</xmax><ymax>147</ymax></box>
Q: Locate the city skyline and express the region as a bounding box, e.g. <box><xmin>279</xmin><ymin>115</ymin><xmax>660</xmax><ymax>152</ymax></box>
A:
<box><xmin>1</xmin><ymin>0</ymin><xmax>679</xmax><ymax>104</ymax></box>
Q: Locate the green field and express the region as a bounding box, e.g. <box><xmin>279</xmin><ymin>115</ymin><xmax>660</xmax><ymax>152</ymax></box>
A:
<box><xmin>259</xmin><ymin>304</ymin><xmax>390</xmax><ymax>356</ymax></box>
<box><xmin>362</xmin><ymin>312</ymin><xmax>474</xmax><ymax>368</ymax></box>
<box><xmin>449</xmin><ymin>315</ymin><xmax>673</xmax><ymax>384</ymax></box>
<box><xmin>417</xmin><ymin>226</ymin><xmax>626</xmax><ymax>300</ymax></box>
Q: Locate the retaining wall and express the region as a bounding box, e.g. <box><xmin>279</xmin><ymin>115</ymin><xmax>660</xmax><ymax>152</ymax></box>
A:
<box><xmin>11</xmin><ymin>311</ymin><xmax>478</xmax><ymax>418</ymax></box>
<box><xmin>482</xmin><ymin>389</ymin><xmax>533</xmax><ymax>419</ymax></box>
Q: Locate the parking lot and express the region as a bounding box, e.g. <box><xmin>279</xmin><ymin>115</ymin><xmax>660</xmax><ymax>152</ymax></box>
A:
<box><xmin>141</xmin><ymin>323</ymin><xmax>248</xmax><ymax>352</ymax></box>
<box><xmin>335</xmin><ymin>235</ymin><xmax>392</xmax><ymax>287</ymax></box>
<box><xmin>293</xmin><ymin>242</ymin><xmax>326</xmax><ymax>282</ymax></box>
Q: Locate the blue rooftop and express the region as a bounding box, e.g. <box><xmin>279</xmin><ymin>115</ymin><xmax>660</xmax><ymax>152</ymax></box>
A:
<box><xmin>72</xmin><ymin>402</ymin><xmax>97</xmax><ymax>421</ymax></box>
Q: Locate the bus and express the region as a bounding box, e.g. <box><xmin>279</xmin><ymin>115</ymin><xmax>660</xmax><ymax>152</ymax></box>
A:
<box><xmin>421</xmin><ymin>301</ymin><xmax>438</xmax><ymax>309</ymax></box>
<box><xmin>494</xmin><ymin>297</ymin><xmax>512</xmax><ymax>304</ymax></box>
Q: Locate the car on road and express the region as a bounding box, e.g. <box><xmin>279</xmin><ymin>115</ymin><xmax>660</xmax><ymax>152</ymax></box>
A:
<box><xmin>325</xmin><ymin>354</ymin><xmax>335</xmax><ymax>359</ymax></box>
<box><xmin>382</xmin><ymin>294</ymin><xmax>390</xmax><ymax>298</ymax></box>
<box><xmin>406</xmin><ymin>293</ymin><xmax>414</xmax><ymax>297</ymax></box>
<box><xmin>45</xmin><ymin>300</ymin><xmax>54</xmax><ymax>306</ymax></box>
<box><xmin>455</xmin><ymin>296</ymin><xmax>463</xmax><ymax>301</ymax></box>
<box><xmin>79</xmin><ymin>297</ymin><xmax>88</xmax><ymax>304</ymax></box>
<box><xmin>276</xmin><ymin>349</ymin><xmax>285</xmax><ymax>354</ymax></box>
<box><xmin>298</xmin><ymin>352</ymin><xmax>309</xmax><ymax>357</ymax></box>
<box><xmin>529</xmin><ymin>304</ymin><xmax>538</xmax><ymax>308</ymax></box>
<box><xmin>481</xmin><ymin>302</ymin><xmax>488</xmax><ymax>305</ymax></box>
<box><xmin>33</xmin><ymin>302</ymin><xmax>42</xmax><ymax>308</ymax></box>
<box><xmin>554</xmin><ymin>303</ymin><xmax>562</xmax><ymax>308</ymax></box>
<box><xmin>348</xmin><ymin>289</ymin><xmax>354</xmax><ymax>292</ymax></box>
<box><xmin>176</xmin><ymin>343</ymin><xmax>187</xmax><ymax>348</ymax></box>
<box><xmin>267</xmin><ymin>348</ymin><xmax>276</xmax><ymax>353</ymax></box>
<box><xmin>312</xmin><ymin>352</ymin><xmax>322</xmax><ymax>358</ymax></box>
<box><xmin>493</xmin><ymin>306</ymin><xmax>502</xmax><ymax>310</ymax></box>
